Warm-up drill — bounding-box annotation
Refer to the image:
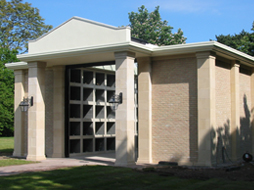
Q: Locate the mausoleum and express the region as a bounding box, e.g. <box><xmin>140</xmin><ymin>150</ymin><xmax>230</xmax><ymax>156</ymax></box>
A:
<box><xmin>6</xmin><ymin>17</ymin><xmax>254</xmax><ymax>166</ymax></box>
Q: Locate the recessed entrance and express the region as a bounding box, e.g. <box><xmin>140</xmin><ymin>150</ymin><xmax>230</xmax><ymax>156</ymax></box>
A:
<box><xmin>66</xmin><ymin>66</ymin><xmax>116</xmax><ymax>157</ymax></box>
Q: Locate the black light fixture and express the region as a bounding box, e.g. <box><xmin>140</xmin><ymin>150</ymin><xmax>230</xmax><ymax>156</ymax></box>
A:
<box><xmin>108</xmin><ymin>92</ymin><xmax>122</xmax><ymax>111</ymax></box>
<box><xmin>19</xmin><ymin>97</ymin><xmax>33</xmax><ymax>112</ymax></box>
<box><xmin>243</xmin><ymin>152</ymin><xmax>253</xmax><ymax>162</ymax></box>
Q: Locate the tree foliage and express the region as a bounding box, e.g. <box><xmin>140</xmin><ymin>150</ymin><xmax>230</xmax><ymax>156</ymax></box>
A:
<box><xmin>128</xmin><ymin>5</ymin><xmax>186</xmax><ymax>46</ymax></box>
<box><xmin>216</xmin><ymin>22</ymin><xmax>254</xmax><ymax>56</ymax></box>
<box><xmin>0</xmin><ymin>46</ymin><xmax>19</xmax><ymax>136</ymax></box>
<box><xmin>0</xmin><ymin>0</ymin><xmax>53</xmax><ymax>53</ymax></box>
<box><xmin>0</xmin><ymin>0</ymin><xmax>52</xmax><ymax>136</ymax></box>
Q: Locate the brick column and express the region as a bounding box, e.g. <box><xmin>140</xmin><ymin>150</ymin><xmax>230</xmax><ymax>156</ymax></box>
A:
<box><xmin>52</xmin><ymin>66</ymin><xmax>65</xmax><ymax>158</ymax></box>
<box><xmin>230</xmin><ymin>61</ymin><xmax>240</xmax><ymax>161</ymax></box>
<box><xmin>196</xmin><ymin>52</ymin><xmax>216</xmax><ymax>166</ymax></box>
<box><xmin>114</xmin><ymin>51</ymin><xmax>135</xmax><ymax>166</ymax></box>
<box><xmin>136</xmin><ymin>57</ymin><xmax>152</xmax><ymax>164</ymax></box>
<box><xmin>13</xmin><ymin>70</ymin><xmax>26</xmax><ymax>157</ymax></box>
<box><xmin>251</xmin><ymin>68</ymin><xmax>254</xmax><ymax>157</ymax></box>
<box><xmin>26</xmin><ymin>62</ymin><xmax>47</xmax><ymax>161</ymax></box>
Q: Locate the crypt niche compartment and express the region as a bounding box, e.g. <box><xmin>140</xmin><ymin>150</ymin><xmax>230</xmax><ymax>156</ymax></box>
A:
<box><xmin>67</xmin><ymin>68</ymin><xmax>116</xmax><ymax>156</ymax></box>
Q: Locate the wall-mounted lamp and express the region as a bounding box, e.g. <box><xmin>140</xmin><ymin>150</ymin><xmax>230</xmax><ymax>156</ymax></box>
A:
<box><xmin>19</xmin><ymin>97</ymin><xmax>33</xmax><ymax>112</ymax></box>
<box><xmin>108</xmin><ymin>92</ymin><xmax>122</xmax><ymax>111</ymax></box>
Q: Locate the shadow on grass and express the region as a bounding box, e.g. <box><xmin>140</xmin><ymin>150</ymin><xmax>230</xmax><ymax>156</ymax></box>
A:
<box><xmin>0</xmin><ymin>148</ymin><xmax>13</xmax><ymax>153</ymax></box>
<box><xmin>0</xmin><ymin>149</ymin><xmax>13</xmax><ymax>156</ymax></box>
<box><xmin>0</xmin><ymin>165</ymin><xmax>253</xmax><ymax>190</ymax></box>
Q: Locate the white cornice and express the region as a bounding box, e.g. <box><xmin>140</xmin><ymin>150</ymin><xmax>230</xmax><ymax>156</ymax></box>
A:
<box><xmin>152</xmin><ymin>41</ymin><xmax>215</xmax><ymax>56</ymax></box>
<box><xmin>152</xmin><ymin>41</ymin><xmax>254</xmax><ymax>65</ymax></box>
<box><xmin>8</xmin><ymin>41</ymin><xmax>254</xmax><ymax>70</ymax></box>
<box><xmin>17</xmin><ymin>41</ymin><xmax>152</xmax><ymax>62</ymax></box>
<box><xmin>5</xmin><ymin>62</ymin><xmax>28</xmax><ymax>70</ymax></box>
<box><xmin>18</xmin><ymin>41</ymin><xmax>254</xmax><ymax>63</ymax></box>
<box><xmin>153</xmin><ymin>41</ymin><xmax>253</xmax><ymax>59</ymax></box>
<box><xmin>212</xmin><ymin>41</ymin><xmax>254</xmax><ymax>62</ymax></box>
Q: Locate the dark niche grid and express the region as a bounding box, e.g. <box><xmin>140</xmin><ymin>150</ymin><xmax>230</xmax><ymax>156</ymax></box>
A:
<box><xmin>69</xmin><ymin>68</ymin><xmax>116</xmax><ymax>155</ymax></box>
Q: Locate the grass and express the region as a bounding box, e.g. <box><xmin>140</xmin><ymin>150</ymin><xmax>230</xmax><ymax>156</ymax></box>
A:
<box><xmin>0</xmin><ymin>137</ymin><xmax>35</xmax><ymax>167</ymax></box>
<box><xmin>0</xmin><ymin>137</ymin><xmax>14</xmax><ymax>154</ymax></box>
<box><xmin>0</xmin><ymin>165</ymin><xmax>253</xmax><ymax>190</ymax></box>
<box><xmin>0</xmin><ymin>158</ymin><xmax>35</xmax><ymax>167</ymax></box>
<box><xmin>0</xmin><ymin>137</ymin><xmax>253</xmax><ymax>189</ymax></box>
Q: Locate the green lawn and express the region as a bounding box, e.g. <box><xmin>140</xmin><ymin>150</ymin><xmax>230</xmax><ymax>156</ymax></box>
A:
<box><xmin>0</xmin><ymin>137</ymin><xmax>14</xmax><ymax>154</ymax></box>
<box><xmin>0</xmin><ymin>158</ymin><xmax>35</xmax><ymax>167</ymax></box>
<box><xmin>0</xmin><ymin>165</ymin><xmax>253</xmax><ymax>190</ymax></box>
<box><xmin>0</xmin><ymin>137</ymin><xmax>35</xmax><ymax>167</ymax></box>
<box><xmin>0</xmin><ymin>137</ymin><xmax>253</xmax><ymax>189</ymax></box>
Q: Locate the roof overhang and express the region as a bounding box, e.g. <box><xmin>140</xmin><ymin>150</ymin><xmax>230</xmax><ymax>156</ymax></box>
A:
<box><xmin>152</xmin><ymin>41</ymin><xmax>254</xmax><ymax>66</ymax></box>
<box><xmin>14</xmin><ymin>41</ymin><xmax>152</xmax><ymax>67</ymax></box>
<box><xmin>6</xmin><ymin>41</ymin><xmax>254</xmax><ymax>70</ymax></box>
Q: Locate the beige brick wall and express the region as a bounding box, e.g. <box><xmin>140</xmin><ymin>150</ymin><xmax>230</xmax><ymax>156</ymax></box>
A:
<box><xmin>239</xmin><ymin>68</ymin><xmax>252</xmax><ymax>158</ymax></box>
<box><xmin>152</xmin><ymin>56</ymin><xmax>197</xmax><ymax>165</ymax></box>
<box><xmin>214</xmin><ymin>61</ymin><xmax>231</xmax><ymax>164</ymax></box>
<box><xmin>45</xmin><ymin>69</ymin><xmax>54</xmax><ymax>157</ymax></box>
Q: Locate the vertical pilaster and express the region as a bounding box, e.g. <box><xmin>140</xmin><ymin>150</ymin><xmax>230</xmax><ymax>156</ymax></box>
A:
<box><xmin>136</xmin><ymin>57</ymin><xmax>152</xmax><ymax>164</ymax></box>
<box><xmin>231</xmin><ymin>61</ymin><xmax>240</xmax><ymax>161</ymax></box>
<box><xmin>196</xmin><ymin>52</ymin><xmax>216</xmax><ymax>166</ymax></box>
<box><xmin>13</xmin><ymin>70</ymin><xmax>26</xmax><ymax>157</ymax></box>
<box><xmin>114</xmin><ymin>51</ymin><xmax>135</xmax><ymax>166</ymax></box>
<box><xmin>251</xmin><ymin>68</ymin><xmax>254</xmax><ymax>156</ymax></box>
<box><xmin>52</xmin><ymin>66</ymin><xmax>65</xmax><ymax>158</ymax></box>
<box><xmin>26</xmin><ymin>62</ymin><xmax>46</xmax><ymax>161</ymax></box>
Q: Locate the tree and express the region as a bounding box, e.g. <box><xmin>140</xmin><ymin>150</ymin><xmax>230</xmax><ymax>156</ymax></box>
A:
<box><xmin>0</xmin><ymin>46</ymin><xmax>19</xmax><ymax>136</ymax></box>
<box><xmin>0</xmin><ymin>0</ymin><xmax>51</xmax><ymax>136</ymax></box>
<box><xmin>216</xmin><ymin>22</ymin><xmax>254</xmax><ymax>56</ymax></box>
<box><xmin>128</xmin><ymin>5</ymin><xmax>186</xmax><ymax>46</ymax></box>
<box><xmin>0</xmin><ymin>0</ymin><xmax>52</xmax><ymax>53</ymax></box>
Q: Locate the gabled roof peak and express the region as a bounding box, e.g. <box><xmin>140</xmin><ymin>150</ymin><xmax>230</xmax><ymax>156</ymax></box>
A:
<box><xmin>30</xmin><ymin>16</ymin><xmax>130</xmax><ymax>43</ymax></box>
<box><xmin>70</xmin><ymin>16</ymin><xmax>130</xmax><ymax>30</ymax></box>
<box><xmin>27</xmin><ymin>16</ymin><xmax>131</xmax><ymax>54</ymax></box>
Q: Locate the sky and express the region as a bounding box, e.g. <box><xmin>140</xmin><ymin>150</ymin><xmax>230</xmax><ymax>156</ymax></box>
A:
<box><xmin>25</xmin><ymin>0</ymin><xmax>254</xmax><ymax>43</ymax></box>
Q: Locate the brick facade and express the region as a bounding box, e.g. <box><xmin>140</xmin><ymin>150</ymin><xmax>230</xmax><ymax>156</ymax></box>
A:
<box><xmin>215</xmin><ymin>61</ymin><xmax>232</xmax><ymax>164</ymax></box>
<box><xmin>239</xmin><ymin>68</ymin><xmax>252</xmax><ymax>159</ymax></box>
<box><xmin>19</xmin><ymin>56</ymin><xmax>253</xmax><ymax>165</ymax></box>
<box><xmin>152</xmin><ymin>56</ymin><xmax>197</xmax><ymax>165</ymax></box>
<box><xmin>150</xmin><ymin>56</ymin><xmax>254</xmax><ymax>166</ymax></box>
